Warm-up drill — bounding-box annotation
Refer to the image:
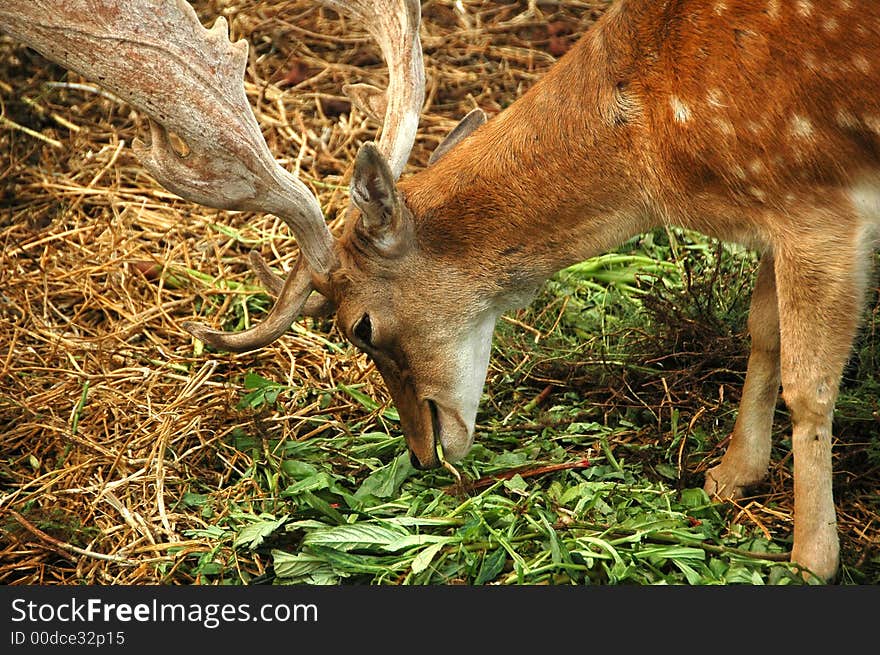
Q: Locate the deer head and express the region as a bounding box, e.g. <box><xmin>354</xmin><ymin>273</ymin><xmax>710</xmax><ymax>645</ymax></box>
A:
<box><xmin>171</xmin><ymin>0</ymin><xmax>494</xmax><ymax>470</ymax></box>
<box><xmin>0</xmin><ymin>0</ymin><xmax>492</xmax><ymax>470</ymax></box>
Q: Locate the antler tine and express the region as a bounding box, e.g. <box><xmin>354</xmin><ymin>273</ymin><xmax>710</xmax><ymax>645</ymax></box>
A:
<box><xmin>318</xmin><ymin>0</ymin><xmax>425</xmax><ymax>180</ymax></box>
<box><xmin>0</xmin><ymin>0</ymin><xmax>336</xmax><ymax>277</ymax></box>
<box><xmin>181</xmin><ymin>254</ymin><xmax>314</xmax><ymax>353</ymax></box>
<box><xmin>247</xmin><ymin>251</ymin><xmax>336</xmax><ymax>318</ymax></box>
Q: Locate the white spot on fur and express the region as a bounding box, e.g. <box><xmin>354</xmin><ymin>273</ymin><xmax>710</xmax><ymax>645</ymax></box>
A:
<box><xmin>803</xmin><ymin>52</ymin><xmax>817</xmax><ymax>70</ymax></box>
<box><xmin>797</xmin><ymin>0</ymin><xmax>813</xmax><ymax>17</ymax></box>
<box><xmin>748</xmin><ymin>186</ymin><xmax>767</xmax><ymax>202</ymax></box>
<box><xmin>865</xmin><ymin>115</ymin><xmax>880</xmax><ymax>134</ymax></box>
<box><xmin>790</xmin><ymin>115</ymin><xmax>814</xmax><ymax>138</ymax></box>
<box><xmin>714</xmin><ymin>1</ymin><xmax>727</xmax><ymax>15</ymax></box>
<box><xmin>717</xmin><ymin>118</ymin><xmax>735</xmax><ymax>136</ymax></box>
<box><xmin>671</xmin><ymin>95</ymin><xmax>691</xmax><ymax>123</ymax></box>
<box><xmin>749</xmin><ymin>159</ymin><xmax>765</xmax><ymax>175</ymax></box>
<box><xmin>767</xmin><ymin>0</ymin><xmax>780</xmax><ymax>19</ymax></box>
<box><xmin>823</xmin><ymin>17</ymin><xmax>839</xmax><ymax>32</ymax></box>
<box><xmin>731</xmin><ymin>164</ymin><xmax>747</xmax><ymax>181</ymax></box>
<box><xmin>707</xmin><ymin>88</ymin><xmax>726</xmax><ymax>108</ymax></box>
<box><xmin>839</xmin><ymin>0</ymin><xmax>852</xmax><ymax>10</ymax></box>
<box><xmin>853</xmin><ymin>54</ymin><xmax>871</xmax><ymax>74</ymax></box>
<box><xmin>837</xmin><ymin>109</ymin><xmax>860</xmax><ymax>129</ymax></box>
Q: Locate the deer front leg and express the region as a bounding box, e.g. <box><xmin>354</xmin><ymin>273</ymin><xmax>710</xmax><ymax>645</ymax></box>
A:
<box><xmin>772</xmin><ymin>226</ymin><xmax>868</xmax><ymax>582</ymax></box>
<box><xmin>704</xmin><ymin>253</ymin><xmax>781</xmax><ymax>500</ymax></box>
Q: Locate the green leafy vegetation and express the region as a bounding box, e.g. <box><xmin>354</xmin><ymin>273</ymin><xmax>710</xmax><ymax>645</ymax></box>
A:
<box><xmin>174</xmin><ymin>228</ymin><xmax>879</xmax><ymax>585</ymax></box>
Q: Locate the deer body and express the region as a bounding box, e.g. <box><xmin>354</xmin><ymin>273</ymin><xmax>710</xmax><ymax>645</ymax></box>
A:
<box><xmin>406</xmin><ymin>0</ymin><xmax>880</xmax><ymax>277</ymax></box>
<box><xmin>3</xmin><ymin>0</ymin><xmax>878</xmax><ymax>583</ymax></box>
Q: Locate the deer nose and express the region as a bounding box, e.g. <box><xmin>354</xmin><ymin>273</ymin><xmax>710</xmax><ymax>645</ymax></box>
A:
<box><xmin>408</xmin><ymin>441</ymin><xmax>442</xmax><ymax>470</ymax></box>
<box><xmin>409</xmin><ymin>449</ymin><xmax>440</xmax><ymax>470</ymax></box>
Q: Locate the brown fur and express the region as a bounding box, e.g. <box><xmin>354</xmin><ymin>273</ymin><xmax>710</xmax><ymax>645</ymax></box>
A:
<box><xmin>332</xmin><ymin>0</ymin><xmax>880</xmax><ymax>582</ymax></box>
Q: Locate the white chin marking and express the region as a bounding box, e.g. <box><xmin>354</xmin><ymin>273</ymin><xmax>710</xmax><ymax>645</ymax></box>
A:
<box><xmin>440</xmin><ymin>432</ymin><xmax>473</xmax><ymax>464</ymax></box>
<box><xmin>441</xmin><ymin>312</ymin><xmax>498</xmax><ymax>462</ymax></box>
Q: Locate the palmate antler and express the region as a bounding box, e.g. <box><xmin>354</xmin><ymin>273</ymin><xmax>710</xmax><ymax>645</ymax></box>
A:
<box><xmin>0</xmin><ymin>0</ymin><xmax>425</xmax><ymax>352</ymax></box>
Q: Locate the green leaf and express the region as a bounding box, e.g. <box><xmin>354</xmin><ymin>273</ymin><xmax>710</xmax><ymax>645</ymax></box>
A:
<box><xmin>272</xmin><ymin>549</ymin><xmax>340</xmax><ymax>584</ymax></box>
<box><xmin>236</xmin><ymin>372</ymin><xmax>292</xmax><ymax>409</ymax></box>
<box><xmin>355</xmin><ymin>452</ymin><xmax>414</xmax><ymax>499</ymax></box>
<box><xmin>282</xmin><ymin>460</ymin><xmax>320</xmax><ymax>481</ymax></box>
<box><xmin>411</xmin><ymin>541</ymin><xmax>448</xmax><ymax>575</ymax></box>
<box><xmin>197</xmin><ymin>561</ymin><xmax>223</xmax><ymax>576</ymax></box>
<box><xmin>502</xmin><ymin>474</ymin><xmax>528</xmax><ymax>493</ymax></box>
<box><xmin>540</xmin><ymin>513</ymin><xmax>564</xmax><ymax>565</ymax></box>
<box><xmin>655</xmin><ymin>463</ymin><xmax>678</xmax><ymax>480</ymax></box>
<box><xmin>672</xmin><ymin>559</ymin><xmax>707</xmax><ymax>585</ymax></box>
<box><xmin>233</xmin><ymin>515</ymin><xmax>288</xmax><ymax>550</ymax></box>
<box><xmin>298</xmin><ymin>492</ymin><xmax>348</xmax><ymax>524</ymax></box>
<box><xmin>180</xmin><ymin>492</ymin><xmax>209</xmax><ymax>508</ymax></box>
<box><xmin>338</xmin><ymin>384</ymin><xmax>400</xmax><ymax>421</ymax></box>
<box><xmin>475</xmin><ymin>548</ymin><xmax>507</xmax><ymax>585</ymax></box>
<box><xmin>487</xmin><ymin>451</ymin><xmax>529</xmax><ymax>469</ymax></box>
<box><xmin>633</xmin><ymin>545</ymin><xmax>706</xmax><ymax>562</ymax></box>
<box><xmin>306</xmin><ymin>545</ymin><xmax>398</xmax><ymax>575</ymax></box>
<box><xmin>243</xmin><ymin>372</ymin><xmax>276</xmax><ymax>390</ymax></box>
<box><xmin>283</xmin><ymin>472</ymin><xmax>334</xmax><ymax>496</ymax></box>
<box><xmin>680</xmin><ymin>487</ymin><xmax>710</xmax><ymax>508</ymax></box>
<box><xmin>302</xmin><ymin>523</ymin><xmax>410</xmax><ymax>552</ymax></box>
<box><xmin>383</xmin><ymin>534</ymin><xmax>452</xmax><ymax>552</ymax></box>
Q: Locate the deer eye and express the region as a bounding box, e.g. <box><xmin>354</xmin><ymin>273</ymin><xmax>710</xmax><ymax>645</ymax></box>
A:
<box><xmin>352</xmin><ymin>313</ymin><xmax>373</xmax><ymax>347</ymax></box>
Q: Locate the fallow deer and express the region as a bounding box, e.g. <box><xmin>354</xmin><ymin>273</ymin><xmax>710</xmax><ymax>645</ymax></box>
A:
<box><xmin>2</xmin><ymin>0</ymin><xmax>878</xmax><ymax>583</ymax></box>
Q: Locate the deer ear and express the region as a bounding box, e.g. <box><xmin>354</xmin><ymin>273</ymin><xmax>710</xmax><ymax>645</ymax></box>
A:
<box><xmin>428</xmin><ymin>108</ymin><xmax>487</xmax><ymax>166</ymax></box>
<box><xmin>350</xmin><ymin>142</ymin><xmax>409</xmax><ymax>250</ymax></box>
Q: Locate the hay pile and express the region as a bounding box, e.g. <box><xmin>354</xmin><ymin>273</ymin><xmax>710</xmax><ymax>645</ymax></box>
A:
<box><xmin>1</xmin><ymin>0</ymin><xmax>877</xmax><ymax>585</ymax></box>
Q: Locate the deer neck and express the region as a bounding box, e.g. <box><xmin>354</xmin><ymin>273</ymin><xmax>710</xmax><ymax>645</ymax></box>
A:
<box><xmin>399</xmin><ymin>25</ymin><xmax>653</xmax><ymax>309</ymax></box>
